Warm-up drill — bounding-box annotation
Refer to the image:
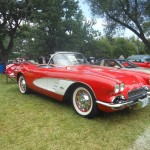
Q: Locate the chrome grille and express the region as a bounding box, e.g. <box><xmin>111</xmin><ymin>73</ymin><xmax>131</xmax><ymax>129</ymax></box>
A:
<box><xmin>128</xmin><ymin>87</ymin><xmax>147</xmax><ymax>101</ymax></box>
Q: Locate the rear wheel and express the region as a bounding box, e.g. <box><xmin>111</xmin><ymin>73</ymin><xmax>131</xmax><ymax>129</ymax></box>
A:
<box><xmin>72</xmin><ymin>85</ymin><xmax>98</xmax><ymax>118</ymax></box>
<box><xmin>18</xmin><ymin>75</ymin><xmax>30</xmax><ymax>94</ymax></box>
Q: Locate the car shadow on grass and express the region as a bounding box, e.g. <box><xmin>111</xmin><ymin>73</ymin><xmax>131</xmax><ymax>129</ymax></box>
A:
<box><xmin>27</xmin><ymin>90</ymin><xmax>138</xmax><ymax>120</ymax></box>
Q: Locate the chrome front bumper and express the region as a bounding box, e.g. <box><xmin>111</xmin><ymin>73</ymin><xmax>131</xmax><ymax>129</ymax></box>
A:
<box><xmin>96</xmin><ymin>95</ymin><xmax>150</xmax><ymax>110</ymax></box>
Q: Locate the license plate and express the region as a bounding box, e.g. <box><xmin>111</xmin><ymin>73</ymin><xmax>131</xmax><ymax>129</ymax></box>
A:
<box><xmin>131</xmin><ymin>97</ymin><xmax>150</xmax><ymax>110</ymax></box>
<box><xmin>139</xmin><ymin>97</ymin><xmax>150</xmax><ymax>108</ymax></box>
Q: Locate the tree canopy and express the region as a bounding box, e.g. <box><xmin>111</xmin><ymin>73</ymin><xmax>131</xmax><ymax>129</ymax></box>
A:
<box><xmin>0</xmin><ymin>0</ymin><xmax>32</xmax><ymax>64</ymax></box>
<box><xmin>0</xmin><ymin>0</ymin><xmax>150</xmax><ymax>64</ymax></box>
<box><xmin>87</xmin><ymin>0</ymin><xmax>150</xmax><ymax>51</ymax></box>
<box><xmin>0</xmin><ymin>0</ymin><xmax>100</xmax><ymax>63</ymax></box>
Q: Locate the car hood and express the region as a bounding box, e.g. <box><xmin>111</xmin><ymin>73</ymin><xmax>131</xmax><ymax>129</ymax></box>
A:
<box><xmin>66</xmin><ymin>65</ymin><xmax>145</xmax><ymax>85</ymax></box>
<box><xmin>123</xmin><ymin>67</ymin><xmax>150</xmax><ymax>74</ymax></box>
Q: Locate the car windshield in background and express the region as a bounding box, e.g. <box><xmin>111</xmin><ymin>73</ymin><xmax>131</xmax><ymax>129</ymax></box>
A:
<box><xmin>118</xmin><ymin>60</ymin><xmax>138</xmax><ymax>68</ymax></box>
<box><xmin>127</xmin><ymin>55</ymin><xmax>143</xmax><ymax>60</ymax></box>
<box><xmin>145</xmin><ymin>58</ymin><xmax>150</xmax><ymax>62</ymax></box>
<box><xmin>127</xmin><ymin>55</ymin><xmax>150</xmax><ymax>62</ymax></box>
<box><xmin>50</xmin><ymin>52</ymin><xmax>88</xmax><ymax>66</ymax></box>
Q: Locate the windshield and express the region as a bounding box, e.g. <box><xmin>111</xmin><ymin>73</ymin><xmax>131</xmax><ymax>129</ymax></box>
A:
<box><xmin>145</xmin><ymin>58</ymin><xmax>150</xmax><ymax>62</ymax></box>
<box><xmin>127</xmin><ymin>55</ymin><xmax>150</xmax><ymax>62</ymax></box>
<box><xmin>49</xmin><ymin>52</ymin><xmax>88</xmax><ymax>66</ymax></box>
<box><xmin>118</xmin><ymin>60</ymin><xmax>138</xmax><ymax>68</ymax></box>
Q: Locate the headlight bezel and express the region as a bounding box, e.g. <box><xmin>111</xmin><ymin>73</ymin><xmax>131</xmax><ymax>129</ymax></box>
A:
<box><xmin>120</xmin><ymin>83</ymin><xmax>125</xmax><ymax>92</ymax></box>
<box><xmin>114</xmin><ymin>84</ymin><xmax>120</xmax><ymax>93</ymax></box>
<box><xmin>114</xmin><ymin>83</ymin><xmax>125</xmax><ymax>93</ymax></box>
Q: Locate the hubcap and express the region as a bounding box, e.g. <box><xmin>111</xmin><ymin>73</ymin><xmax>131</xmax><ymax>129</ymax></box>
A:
<box><xmin>20</xmin><ymin>77</ymin><xmax>26</xmax><ymax>92</ymax></box>
<box><xmin>75</xmin><ymin>90</ymin><xmax>91</xmax><ymax>112</ymax></box>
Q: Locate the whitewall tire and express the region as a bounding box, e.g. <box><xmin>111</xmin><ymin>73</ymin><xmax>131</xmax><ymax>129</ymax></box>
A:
<box><xmin>72</xmin><ymin>86</ymin><xmax>98</xmax><ymax>118</ymax></box>
<box><xmin>18</xmin><ymin>75</ymin><xmax>30</xmax><ymax>94</ymax></box>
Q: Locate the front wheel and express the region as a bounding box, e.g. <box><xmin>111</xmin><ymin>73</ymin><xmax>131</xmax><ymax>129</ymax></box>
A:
<box><xmin>18</xmin><ymin>75</ymin><xmax>30</xmax><ymax>94</ymax></box>
<box><xmin>72</xmin><ymin>86</ymin><xmax>98</xmax><ymax>119</ymax></box>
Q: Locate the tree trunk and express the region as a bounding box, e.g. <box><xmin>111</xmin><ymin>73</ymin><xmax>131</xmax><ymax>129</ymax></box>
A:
<box><xmin>0</xmin><ymin>50</ymin><xmax>9</xmax><ymax>69</ymax></box>
<box><xmin>139</xmin><ymin>35</ymin><xmax>150</xmax><ymax>53</ymax></box>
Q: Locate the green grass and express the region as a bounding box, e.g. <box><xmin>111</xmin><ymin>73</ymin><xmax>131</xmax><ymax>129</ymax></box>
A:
<box><xmin>0</xmin><ymin>74</ymin><xmax>150</xmax><ymax>150</ymax></box>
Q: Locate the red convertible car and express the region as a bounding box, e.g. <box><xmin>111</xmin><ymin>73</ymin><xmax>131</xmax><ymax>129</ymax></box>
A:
<box><xmin>127</xmin><ymin>55</ymin><xmax>150</xmax><ymax>68</ymax></box>
<box><xmin>132</xmin><ymin>61</ymin><xmax>150</xmax><ymax>69</ymax></box>
<box><xmin>14</xmin><ymin>52</ymin><xmax>150</xmax><ymax>118</ymax></box>
<box><xmin>98</xmin><ymin>59</ymin><xmax>150</xmax><ymax>74</ymax></box>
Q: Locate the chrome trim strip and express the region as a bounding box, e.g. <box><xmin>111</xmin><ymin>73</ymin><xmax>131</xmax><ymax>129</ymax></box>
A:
<box><xmin>96</xmin><ymin>100</ymin><xmax>133</xmax><ymax>108</ymax></box>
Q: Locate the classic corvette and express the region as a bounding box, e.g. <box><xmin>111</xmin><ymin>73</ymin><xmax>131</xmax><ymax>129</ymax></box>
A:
<box><xmin>127</xmin><ymin>55</ymin><xmax>150</xmax><ymax>68</ymax></box>
<box><xmin>5</xmin><ymin>59</ymin><xmax>36</xmax><ymax>80</ymax></box>
<box><xmin>132</xmin><ymin>61</ymin><xmax>150</xmax><ymax>69</ymax></box>
<box><xmin>98</xmin><ymin>59</ymin><xmax>150</xmax><ymax>74</ymax></box>
<box><xmin>14</xmin><ymin>52</ymin><xmax>150</xmax><ymax>118</ymax></box>
<box><xmin>5</xmin><ymin>63</ymin><xmax>21</xmax><ymax>82</ymax></box>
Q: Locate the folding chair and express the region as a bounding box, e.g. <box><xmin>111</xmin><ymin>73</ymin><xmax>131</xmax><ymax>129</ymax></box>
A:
<box><xmin>5</xmin><ymin>70</ymin><xmax>17</xmax><ymax>83</ymax></box>
<box><xmin>5</xmin><ymin>64</ymin><xmax>17</xmax><ymax>83</ymax></box>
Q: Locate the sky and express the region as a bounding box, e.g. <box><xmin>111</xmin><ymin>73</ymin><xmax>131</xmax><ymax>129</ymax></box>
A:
<box><xmin>78</xmin><ymin>0</ymin><xmax>135</xmax><ymax>37</ymax></box>
<box><xmin>78</xmin><ymin>0</ymin><xmax>105</xmax><ymax>34</ymax></box>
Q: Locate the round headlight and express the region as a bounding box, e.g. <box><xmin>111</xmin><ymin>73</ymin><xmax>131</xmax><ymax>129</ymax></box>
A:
<box><xmin>120</xmin><ymin>83</ymin><xmax>125</xmax><ymax>92</ymax></box>
<box><xmin>114</xmin><ymin>84</ymin><xmax>119</xmax><ymax>93</ymax></box>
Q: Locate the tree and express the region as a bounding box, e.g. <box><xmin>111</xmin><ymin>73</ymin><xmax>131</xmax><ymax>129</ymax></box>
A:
<box><xmin>84</xmin><ymin>36</ymin><xmax>137</xmax><ymax>59</ymax></box>
<box><xmin>12</xmin><ymin>0</ymin><xmax>101</xmax><ymax>59</ymax></box>
<box><xmin>10</xmin><ymin>24</ymin><xmax>36</xmax><ymax>60</ymax></box>
<box><xmin>88</xmin><ymin>37</ymin><xmax>113</xmax><ymax>58</ymax></box>
<box><xmin>111</xmin><ymin>37</ymin><xmax>137</xmax><ymax>58</ymax></box>
<box><xmin>129</xmin><ymin>36</ymin><xmax>148</xmax><ymax>54</ymax></box>
<box><xmin>0</xmin><ymin>0</ymin><xmax>100</xmax><ymax>64</ymax></box>
<box><xmin>0</xmin><ymin>0</ymin><xmax>32</xmax><ymax>64</ymax></box>
<box><xmin>87</xmin><ymin>0</ymin><xmax>150</xmax><ymax>53</ymax></box>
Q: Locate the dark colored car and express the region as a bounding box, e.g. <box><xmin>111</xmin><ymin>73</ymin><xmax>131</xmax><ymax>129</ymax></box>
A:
<box><xmin>99</xmin><ymin>59</ymin><xmax>150</xmax><ymax>74</ymax></box>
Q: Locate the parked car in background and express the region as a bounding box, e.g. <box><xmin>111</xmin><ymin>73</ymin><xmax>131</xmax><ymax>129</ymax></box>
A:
<box><xmin>14</xmin><ymin>52</ymin><xmax>150</xmax><ymax>118</ymax></box>
<box><xmin>87</xmin><ymin>57</ymin><xmax>96</xmax><ymax>64</ymax></box>
<box><xmin>127</xmin><ymin>55</ymin><xmax>150</xmax><ymax>68</ymax></box>
<box><xmin>98</xmin><ymin>59</ymin><xmax>150</xmax><ymax>74</ymax></box>
<box><xmin>5</xmin><ymin>58</ymin><xmax>36</xmax><ymax>81</ymax></box>
<box><xmin>5</xmin><ymin>63</ymin><xmax>20</xmax><ymax>79</ymax></box>
<box><xmin>127</xmin><ymin>55</ymin><xmax>150</xmax><ymax>62</ymax></box>
<box><xmin>132</xmin><ymin>60</ymin><xmax>150</xmax><ymax>68</ymax></box>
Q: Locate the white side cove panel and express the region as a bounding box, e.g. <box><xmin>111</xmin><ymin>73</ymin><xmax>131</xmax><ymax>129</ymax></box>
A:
<box><xmin>33</xmin><ymin>78</ymin><xmax>75</xmax><ymax>95</ymax></box>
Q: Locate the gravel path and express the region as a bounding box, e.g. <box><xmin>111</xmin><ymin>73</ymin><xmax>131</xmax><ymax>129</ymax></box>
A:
<box><xmin>129</xmin><ymin>127</ymin><xmax>150</xmax><ymax>150</ymax></box>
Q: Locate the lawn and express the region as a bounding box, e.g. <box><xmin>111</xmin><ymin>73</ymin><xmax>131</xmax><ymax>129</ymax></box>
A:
<box><xmin>0</xmin><ymin>74</ymin><xmax>150</xmax><ymax>150</ymax></box>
